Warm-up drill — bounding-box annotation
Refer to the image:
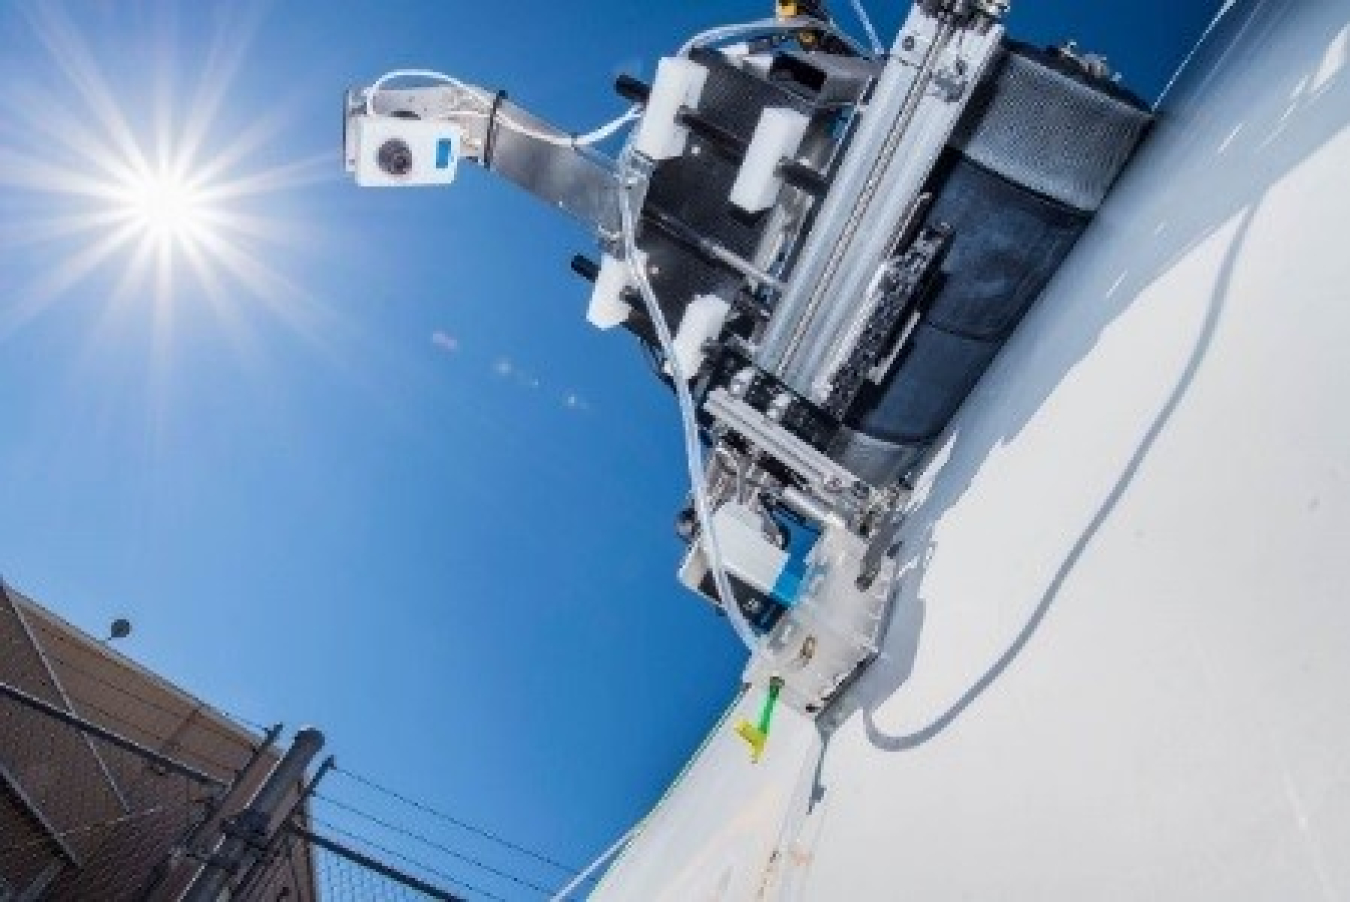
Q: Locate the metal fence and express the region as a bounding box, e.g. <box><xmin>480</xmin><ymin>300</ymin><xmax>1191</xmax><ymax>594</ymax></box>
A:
<box><xmin>1</xmin><ymin>584</ymin><xmax>589</xmax><ymax>902</ymax></box>
<box><xmin>0</xmin><ymin>584</ymin><xmax>285</xmax><ymax>901</ymax></box>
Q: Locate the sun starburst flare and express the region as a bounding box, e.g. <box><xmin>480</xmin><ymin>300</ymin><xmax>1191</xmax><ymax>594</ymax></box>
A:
<box><xmin>0</xmin><ymin>2</ymin><xmax>333</xmax><ymax>347</ymax></box>
<box><xmin>116</xmin><ymin>166</ymin><xmax>210</xmax><ymax>244</ymax></box>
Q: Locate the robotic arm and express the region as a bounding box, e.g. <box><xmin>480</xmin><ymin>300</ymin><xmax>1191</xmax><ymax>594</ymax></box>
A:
<box><xmin>343</xmin><ymin>1</ymin><xmax>1151</xmax><ymax>716</ymax></box>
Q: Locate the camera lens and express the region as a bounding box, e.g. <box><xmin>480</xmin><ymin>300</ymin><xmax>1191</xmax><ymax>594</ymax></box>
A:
<box><xmin>377</xmin><ymin>139</ymin><xmax>414</xmax><ymax>177</ymax></box>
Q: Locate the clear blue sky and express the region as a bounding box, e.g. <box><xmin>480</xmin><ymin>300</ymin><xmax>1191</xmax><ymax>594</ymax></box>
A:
<box><xmin>0</xmin><ymin>1</ymin><xmax>1221</xmax><ymax>896</ymax></box>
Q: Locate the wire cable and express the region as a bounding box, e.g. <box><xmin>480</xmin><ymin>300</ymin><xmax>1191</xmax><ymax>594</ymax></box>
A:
<box><xmin>313</xmin><ymin>817</ymin><xmax>505</xmax><ymax>902</ymax></box>
<box><xmin>33</xmin><ymin>645</ymin><xmax>263</xmax><ymax>752</ymax></box>
<box><xmin>365</xmin><ymin>69</ymin><xmax>488</xmax><ymax>117</ymax></box>
<box><xmin>365</xmin><ymin>70</ymin><xmax>640</xmax><ymax>149</ymax></box>
<box><xmin>332</xmin><ymin>767</ymin><xmax>580</xmax><ymax>876</ymax></box>
<box><xmin>615</xmin><ymin>144</ymin><xmax>760</xmax><ymax>653</ymax></box>
<box><xmin>846</xmin><ymin>0</ymin><xmax>885</xmax><ymax>55</ymax></box>
<box><xmin>316</xmin><ymin>793</ymin><xmax>556</xmax><ymax>896</ymax></box>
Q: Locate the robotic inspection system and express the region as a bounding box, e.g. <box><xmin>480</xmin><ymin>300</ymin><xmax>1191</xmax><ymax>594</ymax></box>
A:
<box><xmin>344</xmin><ymin>0</ymin><xmax>1151</xmax><ymax>721</ymax></box>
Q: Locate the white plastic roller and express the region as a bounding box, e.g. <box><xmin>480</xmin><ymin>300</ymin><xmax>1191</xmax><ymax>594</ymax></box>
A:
<box><xmin>666</xmin><ymin>293</ymin><xmax>731</xmax><ymax>380</ymax></box>
<box><xmin>633</xmin><ymin>58</ymin><xmax>709</xmax><ymax>161</ymax></box>
<box><xmin>730</xmin><ymin>107</ymin><xmax>810</xmax><ymax>213</ymax></box>
<box><xmin>586</xmin><ymin>253</ymin><xmax>643</xmax><ymax>329</ymax></box>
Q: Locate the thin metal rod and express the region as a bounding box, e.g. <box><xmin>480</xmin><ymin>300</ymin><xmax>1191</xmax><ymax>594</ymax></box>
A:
<box><xmin>289</xmin><ymin>825</ymin><xmax>467</xmax><ymax>902</ymax></box>
<box><xmin>0</xmin><ymin>678</ymin><xmax>226</xmax><ymax>789</ymax></box>
<box><xmin>644</xmin><ymin>206</ymin><xmax>788</xmax><ymax>293</ymax></box>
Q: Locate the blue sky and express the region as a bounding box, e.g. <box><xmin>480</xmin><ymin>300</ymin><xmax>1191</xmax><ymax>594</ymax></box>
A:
<box><xmin>0</xmin><ymin>1</ymin><xmax>1222</xmax><ymax>896</ymax></box>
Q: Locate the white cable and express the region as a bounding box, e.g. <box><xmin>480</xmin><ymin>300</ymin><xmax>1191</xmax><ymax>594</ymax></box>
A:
<box><xmin>571</xmin><ymin>107</ymin><xmax>644</xmax><ymax>146</ymax></box>
<box><xmin>548</xmin><ymin>823</ymin><xmax>640</xmax><ymax>901</ymax></box>
<box><xmin>366</xmin><ymin>70</ymin><xmax>640</xmax><ymax>148</ymax></box>
<box><xmin>847</xmin><ymin>0</ymin><xmax>885</xmax><ymax>55</ymax></box>
<box><xmin>364</xmin><ymin>69</ymin><xmax>490</xmax><ymax>116</ymax></box>
<box><xmin>677</xmin><ymin>15</ymin><xmax>871</xmax><ymax>59</ymax></box>
<box><xmin>617</xmin><ymin>145</ymin><xmax>760</xmax><ymax>653</ymax></box>
<box><xmin>495</xmin><ymin>107</ymin><xmax>641</xmax><ymax>148</ymax></box>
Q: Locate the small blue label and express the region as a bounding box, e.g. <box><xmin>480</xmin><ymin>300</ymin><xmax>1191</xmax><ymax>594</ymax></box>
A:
<box><xmin>435</xmin><ymin>138</ymin><xmax>454</xmax><ymax>170</ymax></box>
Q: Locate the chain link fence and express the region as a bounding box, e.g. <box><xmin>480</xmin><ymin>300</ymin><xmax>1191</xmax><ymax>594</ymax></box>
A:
<box><xmin>2</xmin><ymin>583</ymin><xmax>585</xmax><ymax>902</ymax></box>
<box><xmin>0</xmin><ymin>583</ymin><xmax>299</xmax><ymax>901</ymax></box>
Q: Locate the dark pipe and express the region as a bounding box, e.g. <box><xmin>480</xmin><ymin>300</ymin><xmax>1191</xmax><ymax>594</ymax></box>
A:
<box><xmin>614</xmin><ymin>74</ymin><xmax>652</xmax><ymax>105</ymax></box>
<box><xmin>570</xmin><ymin>254</ymin><xmax>601</xmax><ymax>282</ymax></box>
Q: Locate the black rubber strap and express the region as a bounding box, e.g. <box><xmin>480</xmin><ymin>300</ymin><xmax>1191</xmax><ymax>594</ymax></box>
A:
<box><xmin>484</xmin><ymin>89</ymin><xmax>508</xmax><ymax>169</ymax></box>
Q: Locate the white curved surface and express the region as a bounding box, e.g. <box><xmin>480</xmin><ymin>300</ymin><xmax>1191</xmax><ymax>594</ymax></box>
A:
<box><xmin>597</xmin><ymin>1</ymin><xmax>1350</xmax><ymax>898</ymax></box>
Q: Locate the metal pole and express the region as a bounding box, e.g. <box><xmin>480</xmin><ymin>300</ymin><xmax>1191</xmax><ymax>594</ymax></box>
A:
<box><xmin>136</xmin><ymin>724</ymin><xmax>286</xmax><ymax>902</ymax></box>
<box><xmin>231</xmin><ymin>754</ymin><xmax>335</xmax><ymax>899</ymax></box>
<box><xmin>184</xmin><ymin>723</ymin><xmax>285</xmax><ymax>849</ymax></box>
<box><xmin>181</xmin><ymin>727</ymin><xmax>325</xmax><ymax>902</ymax></box>
<box><xmin>0</xmin><ymin>678</ymin><xmax>226</xmax><ymax>789</ymax></box>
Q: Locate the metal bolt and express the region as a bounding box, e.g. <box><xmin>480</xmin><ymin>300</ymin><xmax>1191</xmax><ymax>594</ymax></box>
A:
<box><xmin>729</xmin><ymin>368</ymin><xmax>756</xmax><ymax>399</ymax></box>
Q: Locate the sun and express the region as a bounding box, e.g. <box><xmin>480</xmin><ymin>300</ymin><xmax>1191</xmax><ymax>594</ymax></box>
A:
<box><xmin>0</xmin><ymin>2</ymin><xmax>331</xmax><ymax>346</ymax></box>
<box><xmin>116</xmin><ymin>167</ymin><xmax>211</xmax><ymax>246</ymax></box>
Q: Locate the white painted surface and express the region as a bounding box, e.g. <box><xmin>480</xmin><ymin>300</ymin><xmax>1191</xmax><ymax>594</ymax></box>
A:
<box><xmin>596</xmin><ymin>1</ymin><xmax>1350</xmax><ymax>898</ymax></box>
<box><xmin>597</xmin><ymin>694</ymin><xmax>820</xmax><ymax>901</ymax></box>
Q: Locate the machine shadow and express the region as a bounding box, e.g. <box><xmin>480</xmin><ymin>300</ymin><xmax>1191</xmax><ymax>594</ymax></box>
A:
<box><xmin>816</xmin><ymin>1</ymin><xmax>1349</xmax><ymax>750</ymax></box>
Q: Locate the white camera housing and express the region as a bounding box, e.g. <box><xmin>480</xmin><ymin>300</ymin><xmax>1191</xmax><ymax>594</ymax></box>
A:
<box><xmin>353</xmin><ymin>116</ymin><xmax>463</xmax><ymax>188</ymax></box>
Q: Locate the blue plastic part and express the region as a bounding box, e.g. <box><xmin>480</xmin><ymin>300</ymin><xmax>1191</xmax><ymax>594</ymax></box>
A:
<box><xmin>435</xmin><ymin>138</ymin><xmax>455</xmax><ymax>170</ymax></box>
<box><xmin>771</xmin><ymin>560</ymin><xmax>806</xmax><ymax>608</ymax></box>
<box><xmin>770</xmin><ymin>519</ymin><xmax>818</xmax><ymax>609</ymax></box>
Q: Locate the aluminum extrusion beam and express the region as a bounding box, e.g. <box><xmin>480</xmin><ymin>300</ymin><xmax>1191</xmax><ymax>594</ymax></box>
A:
<box><xmin>754</xmin><ymin>9</ymin><xmax>1002</xmax><ymax>399</ymax></box>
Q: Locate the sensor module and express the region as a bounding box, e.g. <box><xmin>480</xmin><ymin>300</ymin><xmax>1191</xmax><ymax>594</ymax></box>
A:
<box><xmin>353</xmin><ymin>117</ymin><xmax>462</xmax><ymax>188</ymax></box>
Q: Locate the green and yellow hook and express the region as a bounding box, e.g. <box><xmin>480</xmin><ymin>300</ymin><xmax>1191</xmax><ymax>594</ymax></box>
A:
<box><xmin>736</xmin><ymin>677</ymin><xmax>784</xmax><ymax>764</ymax></box>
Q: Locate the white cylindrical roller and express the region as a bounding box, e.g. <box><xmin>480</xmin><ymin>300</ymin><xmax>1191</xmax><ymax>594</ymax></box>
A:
<box><xmin>730</xmin><ymin>107</ymin><xmax>811</xmax><ymax>213</ymax></box>
<box><xmin>666</xmin><ymin>293</ymin><xmax>731</xmax><ymax>380</ymax></box>
<box><xmin>633</xmin><ymin>58</ymin><xmax>709</xmax><ymax>161</ymax></box>
<box><xmin>587</xmin><ymin>253</ymin><xmax>639</xmax><ymax>329</ymax></box>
